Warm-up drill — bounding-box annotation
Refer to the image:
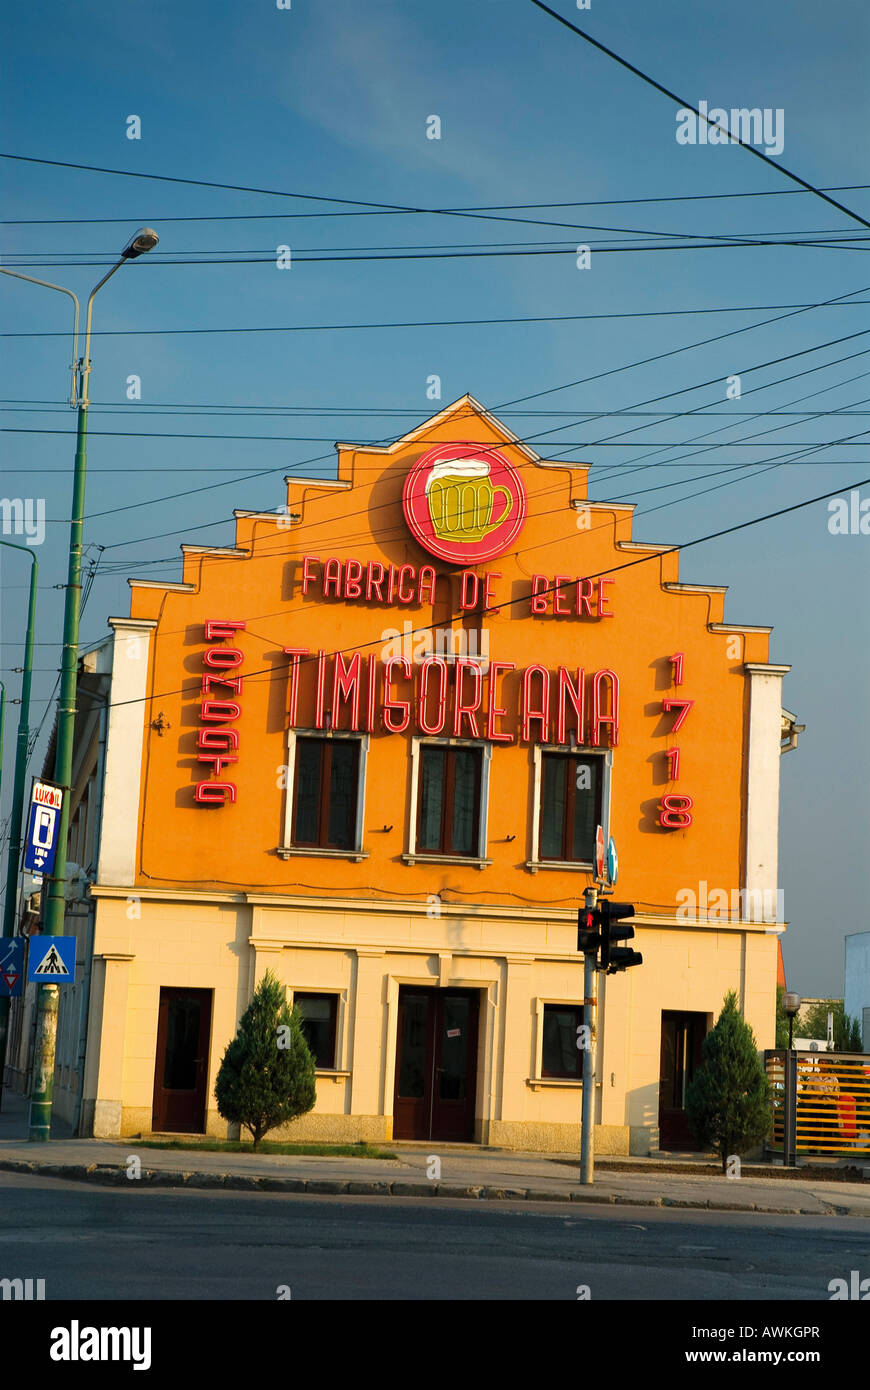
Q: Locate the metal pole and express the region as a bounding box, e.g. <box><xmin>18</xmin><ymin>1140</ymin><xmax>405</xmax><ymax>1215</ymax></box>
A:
<box><xmin>0</xmin><ymin>236</ymin><xmax>156</xmax><ymax>1140</ymax></box>
<box><xmin>0</xmin><ymin>269</ymin><xmax>80</xmax><ymax>406</ymax></box>
<box><xmin>784</xmin><ymin>1047</ymin><xmax>797</xmax><ymax>1168</ymax></box>
<box><xmin>28</xmin><ymin>255</ymin><xmax>131</xmax><ymax>1143</ymax></box>
<box><xmin>580</xmin><ymin>884</ymin><xmax>597</xmax><ymax>1185</ymax></box>
<box><xmin>0</xmin><ymin>269</ymin><xmax>79</xmax><ymax>1124</ymax></box>
<box><xmin>0</xmin><ymin>545</ymin><xmax>37</xmax><ymax>1112</ymax></box>
<box><xmin>26</xmin><ymin>395</ymin><xmax>88</xmax><ymax>1141</ymax></box>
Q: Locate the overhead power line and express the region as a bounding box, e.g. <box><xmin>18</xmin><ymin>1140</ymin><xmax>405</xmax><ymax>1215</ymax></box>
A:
<box><xmin>61</xmin><ymin>470</ymin><xmax>870</xmax><ymax>714</ymax></box>
<box><xmin>498</xmin><ymin>285</ymin><xmax>870</xmax><ymax>410</ymax></box>
<box><xmin>7</xmin><ymin>227</ymin><xmax>868</xmax><ymax>257</ymax></box>
<box><xmin>4</xmin><ymin>301</ymin><xmax>869</xmax><ymax>341</ymax></box>
<box><xmin>8</xmin><ymin>238</ymin><xmax>868</xmax><ymax>270</ymax></box>
<box><xmin>528</xmin><ymin>1</ymin><xmax>870</xmax><ymax>235</ymax></box>
<box><xmin>6</xmin><ymin>334</ymin><xmax>869</xmax><ymax>497</ymax></box>
<box><xmin>3</xmin><ymin>184</ymin><xmax>869</xmax><ymax>225</ymax></box>
<box><xmin>4</xmin><ymin>149</ymin><xmax>868</xmax><ymax>233</ymax></box>
<box><xmin>4</xmin><ymin>284</ymin><xmax>863</xmax><ymax>558</ymax></box>
<box><xmin>3</xmin><ymin>397</ymin><xmax>868</xmax><ymax>419</ymax></box>
<box><xmin>81</xmin><ymin>329</ymin><xmax>870</xmax><ymax>545</ymax></box>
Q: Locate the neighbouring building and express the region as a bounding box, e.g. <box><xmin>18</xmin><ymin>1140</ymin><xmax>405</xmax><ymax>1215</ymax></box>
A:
<box><xmin>845</xmin><ymin>933</ymin><xmax>870</xmax><ymax>1052</ymax></box>
<box><xmin>6</xmin><ymin>395</ymin><xmax>797</xmax><ymax>1152</ymax></box>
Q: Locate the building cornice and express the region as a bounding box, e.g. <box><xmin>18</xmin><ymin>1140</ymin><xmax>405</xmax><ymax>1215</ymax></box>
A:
<box><xmin>180</xmin><ymin>544</ymin><xmax>249</xmax><ymax>558</ymax></box>
<box><xmin>88</xmin><ymin>884</ymin><xmax>782</xmax><ymax>933</ymax></box>
<box><xmin>709</xmin><ymin>622</ymin><xmax>773</xmax><ymax>635</ymax></box>
<box><xmin>128</xmin><ymin>579</ymin><xmax>196</xmax><ymax>593</ymax></box>
<box><xmin>663</xmin><ymin>581</ymin><xmax>728</xmax><ymax>595</ymax></box>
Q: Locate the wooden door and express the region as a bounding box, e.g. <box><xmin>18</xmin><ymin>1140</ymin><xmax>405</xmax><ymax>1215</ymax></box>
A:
<box><xmin>393</xmin><ymin>989</ymin><xmax>434</xmax><ymax>1142</ymax></box>
<box><xmin>393</xmin><ymin>988</ymin><xmax>479</xmax><ymax>1141</ymax></box>
<box><xmin>431</xmin><ymin>990</ymin><xmax>479</xmax><ymax>1142</ymax></box>
<box><xmin>658</xmin><ymin>1010</ymin><xmax>707</xmax><ymax>1150</ymax></box>
<box><xmin>151</xmin><ymin>988</ymin><xmax>212</xmax><ymax>1133</ymax></box>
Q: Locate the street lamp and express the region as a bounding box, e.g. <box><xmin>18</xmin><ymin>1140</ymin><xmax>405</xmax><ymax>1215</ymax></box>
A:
<box><xmin>783</xmin><ymin>992</ymin><xmax>802</xmax><ymax>1051</ymax></box>
<box><xmin>122</xmin><ymin>228</ymin><xmax>159</xmax><ymax>259</ymax></box>
<box><xmin>0</xmin><ymin>229</ymin><xmax>158</xmax><ymax>1139</ymax></box>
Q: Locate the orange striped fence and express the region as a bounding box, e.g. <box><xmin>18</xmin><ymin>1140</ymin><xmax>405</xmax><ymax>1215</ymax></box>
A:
<box><xmin>766</xmin><ymin>1050</ymin><xmax>870</xmax><ymax>1158</ymax></box>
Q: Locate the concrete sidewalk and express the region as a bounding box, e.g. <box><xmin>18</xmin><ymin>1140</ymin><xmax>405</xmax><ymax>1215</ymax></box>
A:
<box><xmin>0</xmin><ymin>1092</ymin><xmax>868</xmax><ymax>1215</ymax></box>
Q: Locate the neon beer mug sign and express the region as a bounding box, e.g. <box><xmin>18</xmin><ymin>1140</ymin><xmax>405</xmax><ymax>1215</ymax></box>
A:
<box><xmin>403</xmin><ymin>443</ymin><xmax>527</xmax><ymax>564</ymax></box>
<box><xmin>425</xmin><ymin>460</ymin><xmax>513</xmax><ymax>543</ymax></box>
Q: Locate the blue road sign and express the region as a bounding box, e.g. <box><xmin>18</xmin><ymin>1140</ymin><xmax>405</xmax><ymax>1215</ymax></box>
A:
<box><xmin>607</xmin><ymin>836</ymin><xmax>618</xmax><ymax>887</ymax></box>
<box><xmin>27</xmin><ymin>936</ymin><xmax>76</xmax><ymax>985</ymax></box>
<box><xmin>22</xmin><ymin>780</ymin><xmax>64</xmax><ymax>876</ymax></box>
<box><xmin>0</xmin><ymin>939</ymin><xmax>25</xmax><ymax>997</ymax></box>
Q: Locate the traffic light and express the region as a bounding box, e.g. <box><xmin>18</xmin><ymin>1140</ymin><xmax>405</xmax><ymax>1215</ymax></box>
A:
<box><xmin>598</xmin><ymin>900</ymin><xmax>642</xmax><ymax>973</ymax></box>
<box><xmin>577</xmin><ymin>906</ymin><xmax>600</xmax><ymax>957</ymax></box>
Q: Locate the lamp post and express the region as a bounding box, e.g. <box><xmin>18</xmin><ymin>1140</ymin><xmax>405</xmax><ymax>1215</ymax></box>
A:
<box><xmin>0</xmin><ymin>230</ymin><xmax>159</xmax><ymax>1140</ymax></box>
<box><xmin>782</xmin><ymin>991</ymin><xmax>802</xmax><ymax>1167</ymax></box>
<box><xmin>0</xmin><ymin>542</ymin><xmax>38</xmax><ymax>1111</ymax></box>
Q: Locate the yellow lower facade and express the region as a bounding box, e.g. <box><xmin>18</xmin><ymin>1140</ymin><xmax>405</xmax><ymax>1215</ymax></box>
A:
<box><xmin>77</xmin><ymin>885</ymin><xmax>778</xmax><ymax>1155</ymax></box>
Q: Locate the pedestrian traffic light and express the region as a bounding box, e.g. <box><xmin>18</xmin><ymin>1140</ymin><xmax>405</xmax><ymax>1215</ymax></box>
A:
<box><xmin>598</xmin><ymin>900</ymin><xmax>642</xmax><ymax>973</ymax></box>
<box><xmin>577</xmin><ymin>906</ymin><xmax>600</xmax><ymax>958</ymax></box>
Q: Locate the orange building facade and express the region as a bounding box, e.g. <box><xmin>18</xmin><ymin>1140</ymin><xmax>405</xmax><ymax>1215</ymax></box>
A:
<box><xmin>63</xmin><ymin>396</ymin><xmax>790</xmax><ymax>1152</ymax></box>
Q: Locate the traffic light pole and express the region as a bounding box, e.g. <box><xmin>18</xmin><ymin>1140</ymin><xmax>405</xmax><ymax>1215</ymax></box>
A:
<box><xmin>580</xmin><ymin>885</ymin><xmax>597</xmax><ymax>1185</ymax></box>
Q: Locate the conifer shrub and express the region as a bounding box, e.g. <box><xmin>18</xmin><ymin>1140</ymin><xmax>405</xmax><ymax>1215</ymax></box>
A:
<box><xmin>215</xmin><ymin>969</ymin><xmax>316</xmax><ymax>1149</ymax></box>
<box><xmin>685</xmin><ymin>990</ymin><xmax>773</xmax><ymax>1172</ymax></box>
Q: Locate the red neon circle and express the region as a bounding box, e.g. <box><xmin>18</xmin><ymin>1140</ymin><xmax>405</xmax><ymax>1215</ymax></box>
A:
<box><xmin>402</xmin><ymin>442</ymin><xmax>527</xmax><ymax>565</ymax></box>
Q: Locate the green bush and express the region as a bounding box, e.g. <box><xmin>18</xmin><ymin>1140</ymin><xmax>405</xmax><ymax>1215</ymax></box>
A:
<box><xmin>685</xmin><ymin>991</ymin><xmax>773</xmax><ymax>1173</ymax></box>
<box><xmin>215</xmin><ymin>969</ymin><xmax>316</xmax><ymax>1149</ymax></box>
<box><xmin>799</xmin><ymin>1000</ymin><xmax>862</xmax><ymax>1052</ymax></box>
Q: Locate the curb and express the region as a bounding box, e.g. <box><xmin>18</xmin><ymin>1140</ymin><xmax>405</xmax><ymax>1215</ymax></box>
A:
<box><xmin>1</xmin><ymin>1158</ymin><xmax>865</xmax><ymax>1216</ymax></box>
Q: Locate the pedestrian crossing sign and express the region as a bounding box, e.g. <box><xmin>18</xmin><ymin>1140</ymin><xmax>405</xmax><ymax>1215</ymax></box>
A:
<box><xmin>26</xmin><ymin>936</ymin><xmax>76</xmax><ymax>984</ymax></box>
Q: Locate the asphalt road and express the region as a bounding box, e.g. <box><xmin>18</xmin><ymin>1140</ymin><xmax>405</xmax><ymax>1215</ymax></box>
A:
<box><xmin>2</xmin><ymin>1172</ymin><xmax>869</xmax><ymax>1301</ymax></box>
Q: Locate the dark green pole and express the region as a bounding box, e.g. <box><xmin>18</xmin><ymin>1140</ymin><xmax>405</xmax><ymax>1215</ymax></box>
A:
<box><xmin>0</xmin><ymin>544</ymin><xmax>37</xmax><ymax>1112</ymax></box>
<box><xmin>1</xmin><ymin>231</ymin><xmax>159</xmax><ymax>1142</ymax></box>
<box><xmin>27</xmin><ymin>401</ymin><xmax>87</xmax><ymax>1143</ymax></box>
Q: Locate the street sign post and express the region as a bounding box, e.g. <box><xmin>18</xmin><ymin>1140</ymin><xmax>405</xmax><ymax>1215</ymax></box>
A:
<box><xmin>22</xmin><ymin>779</ymin><xmax>64</xmax><ymax>877</ymax></box>
<box><xmin>27</xmin><ymin>936</ymin><xmax>75</xmax><ymax>985</ymax></box>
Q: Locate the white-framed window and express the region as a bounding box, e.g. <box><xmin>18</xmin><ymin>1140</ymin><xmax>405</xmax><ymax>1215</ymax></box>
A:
<box><xmin>527</xmin><ymin>745</ymin><xmax>612</xmax><ymax>872</ymax></box>
<box><xmin>278</xmin><ymin>729</ymin><xmax>369</xmax><ymax>861</ymax></box>
<box><xmin>403</xmin><ymin>737</ymin><xmax>492</xmax><ymax>867</ymax></box>
<box><xmin>290</xmin><ymin>989</ymin><xmax>348</xmax><ymax>1074</ymax></box>
<box><xmin>528</xmin><ymin>997</ymin><xmax>586</xmax><ymax>1087</ymax></box>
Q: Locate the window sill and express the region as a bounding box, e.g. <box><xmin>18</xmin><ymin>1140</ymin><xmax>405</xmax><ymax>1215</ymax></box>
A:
<box><xmin>527</xmin><ymin>1077</ymin><xmax>583</xmax><ymax>1090</ymax></box>
<box><xmin>402</xmin><ymin>853</ymin><xmax>492</xmax><ymax>869</ymax></box>
<box><xmin>314</xmin><ymin>1069</ymin><xmax>350</xmax><ymax>1082</ymax></box>
<box><xmin>525</xmin><ymin>859</ymin><xmax>593</xmax><ymax>875</ymax></box>
<box><xmin>276</xmin><ymin>846</ymin><xmax>369</xmax><ymax>863</ymax></box>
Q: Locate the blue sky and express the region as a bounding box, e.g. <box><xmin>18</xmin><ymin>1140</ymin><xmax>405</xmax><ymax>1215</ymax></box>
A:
<box><xmin>1</xmin><ymin>0</ymin><xmax>868</xmax><ymax>996</ymax></box>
